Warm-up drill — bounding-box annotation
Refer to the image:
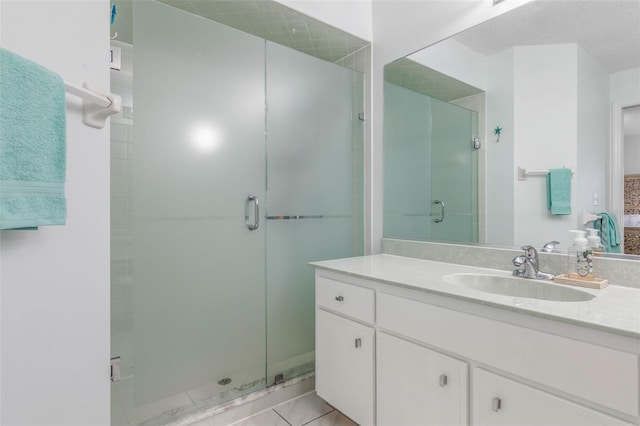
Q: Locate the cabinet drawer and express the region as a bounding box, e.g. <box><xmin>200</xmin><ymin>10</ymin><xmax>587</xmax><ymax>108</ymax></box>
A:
<box><xmin>378</xmin><ymin>292</ymin><xmax>639</xmax><ymax>417</ymax></box>
<box><xmin>473</xmin><ymin>368</ymin><xmax>634</xmax><ymax>426</ymax></box>
<box><xmin>316</xmin><ymin>275</ymin><xmax>374</xmax><ymax>323</ymax></box>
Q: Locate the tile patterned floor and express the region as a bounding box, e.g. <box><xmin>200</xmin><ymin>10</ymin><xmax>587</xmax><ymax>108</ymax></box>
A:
<box><xmin>190</xmin><ymin>392</ymin><xmax>357</xmax><ymax>426</ymax></box>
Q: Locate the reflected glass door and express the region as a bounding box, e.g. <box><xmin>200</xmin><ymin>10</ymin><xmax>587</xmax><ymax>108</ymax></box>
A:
<box><xmin>430</xmin><ymin>98</ymin><xmax>478</xmax><ymax>243</ymax></box>
<box><xmin>383</xmin><ymin>82</ymin><xmax>433</xmax><ymax>240</ymax></box>
<box><xmin>132</xmin><ymin>0</ymin><xmax>266</xmax><ymax>409</ymax></box>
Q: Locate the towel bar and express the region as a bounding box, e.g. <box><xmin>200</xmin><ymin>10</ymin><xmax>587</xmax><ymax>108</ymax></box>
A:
<box><xmin>64</xmin><ymin>82</ymin><xmax>121</xmax><ymax>129</ymax></box>
<box><xmin>518</xmin><ymin>166</ymin><xmax>574</xmax><ymax>181</ymax></box>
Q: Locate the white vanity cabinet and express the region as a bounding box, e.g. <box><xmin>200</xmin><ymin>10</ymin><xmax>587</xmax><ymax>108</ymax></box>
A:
<box><xmin>314</xmin><ymin>266</ymin><xmax>639</xmax><ymax>426</ymax></box>
<box><xmin>315</xmin><ymin>277</ymin><xmax>375</xmax><ymax>426</ymax></box>
<box><xmin>377</xmin><ymin>332</ymin><xmax>468</xmax><ymax>426</ymax></box>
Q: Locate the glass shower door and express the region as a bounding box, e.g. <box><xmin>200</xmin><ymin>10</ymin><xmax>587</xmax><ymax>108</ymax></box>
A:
<box><xmin>264</xmin><ymin>42</ymin><xmax>363</xmax><ymax>385</ymax></box>
<box><xmin>132</xmin><ymin>0</ymin><xmax>266</xmax><ymax>410</ymax></box>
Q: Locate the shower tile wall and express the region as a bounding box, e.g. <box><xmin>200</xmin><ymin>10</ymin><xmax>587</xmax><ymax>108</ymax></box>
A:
<box><xmin>111</xmin><ymin>40</ymin><xmax>134</xmax><ymax>379</ymax></box>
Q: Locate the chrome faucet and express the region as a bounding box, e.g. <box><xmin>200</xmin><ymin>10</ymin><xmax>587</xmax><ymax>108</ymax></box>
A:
<box><xmin>512</xmin><ymin>245</ymin><xmax>555</xmax><ymax>280</ymax></box>
<box><xmin>540</xmin><ymin>240</ymin><xmax>560</xmax><ymax>253</ymax></box>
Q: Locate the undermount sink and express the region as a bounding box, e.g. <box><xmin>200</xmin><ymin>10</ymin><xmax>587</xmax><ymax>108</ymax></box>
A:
<box><xmin>443</xmin><ymin>273</ymin><xmax>596</xmax><ymax>302</ymax></box>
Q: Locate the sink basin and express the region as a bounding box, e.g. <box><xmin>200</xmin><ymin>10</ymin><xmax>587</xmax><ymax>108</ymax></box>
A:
<box><xmin>443</xmin><ymin>273</ymin><xmax>596</xmax><ymax>302</ymax></box>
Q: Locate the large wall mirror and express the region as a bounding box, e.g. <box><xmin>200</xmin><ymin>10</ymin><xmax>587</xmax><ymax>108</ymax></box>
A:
<box><xmin>383</xmin><ymin>0</ymin><xmax>640</xmax><ymax>258</ymax></box>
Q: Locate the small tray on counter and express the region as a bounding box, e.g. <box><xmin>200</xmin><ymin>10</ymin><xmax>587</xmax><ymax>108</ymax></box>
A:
<box><xmin>554</xmin><ymin>274</ymin><xmax>608</xmax><ymax>289</ymax></box>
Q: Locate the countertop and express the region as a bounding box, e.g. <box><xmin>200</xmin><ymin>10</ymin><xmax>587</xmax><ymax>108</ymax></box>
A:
<box><xmin>311</xmin><ymin>254</ymin><xmax>640</xmax><ymax>339</ymax></box>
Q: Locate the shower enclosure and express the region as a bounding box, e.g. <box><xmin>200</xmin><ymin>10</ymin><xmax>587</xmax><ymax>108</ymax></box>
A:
<box><xmin>383</xmin><ymin>81</ymin><xmax>479</xmax><ymax>243</ymax></box>
<box><xmin>110</xmin><ymin>2</ymin><xmax>364</xmax><ymax>424</ymax></box>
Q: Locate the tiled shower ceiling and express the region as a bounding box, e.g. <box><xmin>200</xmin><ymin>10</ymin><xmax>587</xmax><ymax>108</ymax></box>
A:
<box><xmin>158</xmin><ymin>0</ymin><xmax>369</xmax><ymax>63</ymax></box>
<box><xmin>384</xmin><ymin>58</ymin><xmax>483</xmax><ymax>102</ymax></box>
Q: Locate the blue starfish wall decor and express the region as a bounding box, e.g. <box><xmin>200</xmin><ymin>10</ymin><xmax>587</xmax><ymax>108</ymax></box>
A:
<box><xmin>494</xmin><ymin>125</ymin><xmax>502</xmax><ymax>142</ymax></box>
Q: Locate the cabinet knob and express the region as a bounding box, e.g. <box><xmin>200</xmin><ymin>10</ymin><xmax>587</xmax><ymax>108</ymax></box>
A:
<box><xmin>355</xmin><ymin>338</ymin><xmax>362</xmax><ymax>348</ymax></box>
<box><xmin>439</xmin><ymin>374</ymin><xmax>448</xmax><ymax>387</ymax></box>
<box><xmin>492</xmin><ymin>397</ymin><xmax>502</xmax><ymax>412</ymax></box>
<box><xmin>335</xmin><ymin>296</ymin><xmax>344</xmax><ymax>302</ymax></box>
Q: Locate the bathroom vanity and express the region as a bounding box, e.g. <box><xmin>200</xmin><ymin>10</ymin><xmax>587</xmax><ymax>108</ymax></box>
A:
<box><xmin>312</xmin><ymin>255</ymin><xmax>640</xmax><ymax>426</ymax></box>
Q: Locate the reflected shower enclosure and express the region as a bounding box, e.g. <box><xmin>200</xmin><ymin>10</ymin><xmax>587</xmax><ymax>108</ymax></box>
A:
<box><xmin>383</xmin><ymin>81</ymin><xmax>479</xmax><ymax>243</ymax></box>
<box><xmin>110</xmin><ymin>1</ymin><xmax>364</xmax><ymax>423</ymax></box>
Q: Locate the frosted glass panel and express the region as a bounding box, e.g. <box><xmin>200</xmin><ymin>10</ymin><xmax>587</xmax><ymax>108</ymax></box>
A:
<box><xmin>384</xmin><ymin>83</ymin><xmax>432</xmax><ymax>240</ymax></box>
<box><xmin>265</xmin><ymin>42</ymin><xmax>363</xmax><ymax>383</ymax></box>
<box><xmin>133</xmin><ymin>1</ymin><xmax>266</xmax><ymax>406</ymax></box>
<box><xmin>134</xmin><ymin>2</ymin><xmax>265</xmax><ymax>219</ymax></box>
<box><xmin>265</xmin><ymin>218</ymin><xmax>354</xmax><ymax>383</ymax></box>
<box><xmin>430</xmin><ymin>98</ymin><xmax>476</xmax><ymax>243</ymax></box>
<box><xmin>266</xmin><ymin>42</ymin><xmax>355</xmax><ymax>216</ymax></box>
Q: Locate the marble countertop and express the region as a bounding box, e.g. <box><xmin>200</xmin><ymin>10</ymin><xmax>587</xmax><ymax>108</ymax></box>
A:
<box><xmin>311</xmin><ymin>254</ymin><xmax>640</xmax><ymax>339</ymax></box>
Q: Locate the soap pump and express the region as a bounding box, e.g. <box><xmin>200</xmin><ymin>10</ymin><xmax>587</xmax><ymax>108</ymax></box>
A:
<box><xmin>567</xmin><ymin>230</ymin><xmax>590</xmax><ymax>278</ymax></box>
<box><xmin>586</xmin><ymin>228</ymin><xmax>603</xmax><ymax>253</ymax></box>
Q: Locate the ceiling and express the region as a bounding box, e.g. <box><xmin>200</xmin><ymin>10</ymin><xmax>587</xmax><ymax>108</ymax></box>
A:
<box><xmin>454</xmin><ymin>0</ymin><xmax>640</xmax><ymax>73</ymax></box>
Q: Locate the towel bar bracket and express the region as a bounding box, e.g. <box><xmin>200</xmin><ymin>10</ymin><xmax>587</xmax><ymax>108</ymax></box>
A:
<box><xmin>81</xmin><ymin>83</ymin><xmax>121</xmax><ymax>129</ymax></box>
<box><xmin>65</xmin><ymin>82</ymin><xmax>122</xmax><ymax>129</ymax></box>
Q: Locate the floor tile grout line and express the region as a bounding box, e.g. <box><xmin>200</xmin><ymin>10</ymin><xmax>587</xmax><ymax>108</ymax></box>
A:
<box><xmin>272</xmin><ymin>408</ymin><xmax>293</xmax><ymax>426</ymax></box>
<box><xmin>299</xmin><ymin>408</ymin><xmax>336</xmax><ymax>426</ymax></box>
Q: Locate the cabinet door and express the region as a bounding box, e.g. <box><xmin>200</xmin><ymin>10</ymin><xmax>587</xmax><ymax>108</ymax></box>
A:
<box><xmin>316</xmin><ymin>309</ymin><xmax>374</xmax><ymax>425</ymax></box>
<box><xmin>473</xmin><ymin>368</ymin><xmax>633</xmax><ymax>426</ymax></box>
<box><xmin>377</xmin><ymin>332</ymin><xmax>468</xmax><ymax>426</ymax></box>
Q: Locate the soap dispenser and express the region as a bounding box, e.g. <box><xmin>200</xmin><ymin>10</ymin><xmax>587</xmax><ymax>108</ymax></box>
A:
<box><xmin>586</xmin><ymin>228</ymin><xmax>603</xmax><ymax>253</ymax></box>
<box><xmin>567</xmin><ymin>230</ymin><xmax>589</xmax><ymax>278</ymax></box>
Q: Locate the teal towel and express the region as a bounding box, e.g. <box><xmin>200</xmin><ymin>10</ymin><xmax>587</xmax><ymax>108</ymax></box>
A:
<box><xmin>593</xmin><ymin>212</ymin><xmax>622</xmax><ymax>253</ymax></box>
<box><xmin>0</xmin><ymin>48</ymin><xmax>66</xmax><ymax>230</ymax></box>
<box><xmin>546</xmin><ymin>168</ymin><xmax>572</xmax><ymax>215</ymax></box>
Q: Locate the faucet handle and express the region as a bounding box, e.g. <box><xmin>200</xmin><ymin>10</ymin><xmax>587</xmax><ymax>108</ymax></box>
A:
<box><xmin>541</xmin><ymin>241</ymin><xmax>560</xmax><ymax>253</ymax></box>
<box><xmin>520</xmin><ymin>245</ymin><xmax>538</xmax><ymax>259</ymax></box>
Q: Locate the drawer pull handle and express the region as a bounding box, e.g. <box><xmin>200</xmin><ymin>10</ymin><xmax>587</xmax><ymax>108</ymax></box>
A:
<box><xmin>335</xmin><ymin>296</ymin><xmax>344</xmax><ymax>302</ymax></box>
<box><xmin>439</xmin><ymin>374</ymin><xmax>448</xmax><ymax>387</ymax></box>
<box><xmin>492</xmin><ymin>397</ymin><xmax>502</xmax><ymax>412</ymax></box>
<box><xmin>355</xmin><ymin>338</ymin><xmax>362</xmax><ymax>348</ymax></box>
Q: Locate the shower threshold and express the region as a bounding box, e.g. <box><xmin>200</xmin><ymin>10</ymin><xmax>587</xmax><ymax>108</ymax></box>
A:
<box><xmin>111</xmin><ymin>357</ymin><xmax>315</xmax><ymax>426</ymax></box>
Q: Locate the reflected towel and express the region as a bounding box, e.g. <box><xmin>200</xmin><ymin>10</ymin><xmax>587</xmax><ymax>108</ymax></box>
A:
<box><xmin>0</xmin><ymin>48</ymin><xmax>67</xmax><ymax>230</ymax></box>
<box><xmin>546</xmin><ymin>168</ymin><xmax>572</xmax><ymax>215</ymax></box>
<box><xmin>594</xmin><ymin>212</ymin><xmax>621</xmax><ymax>253</ymax></box>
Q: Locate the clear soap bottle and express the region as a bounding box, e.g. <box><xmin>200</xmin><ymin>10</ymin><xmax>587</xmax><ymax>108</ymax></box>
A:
<box><xmin>586</xmin><ymin>228</ymin><xmax>603</xmax><ymax>254</ymax></box>
<box><xmin>567</xmin><ymin>230</ymin><xmax>588</xmax><ymax>278</ymax></box>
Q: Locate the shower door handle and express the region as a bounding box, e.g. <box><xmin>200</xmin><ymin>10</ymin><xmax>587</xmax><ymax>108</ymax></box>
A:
<box><xmin>432</xmin><ymin>200</ymin><xmax>445</xmax><ymax>223</ymax></box>
<box><xmin>246</xmin><ymin>195</ymin><xmax>259</xmax><ymax>231</ymax></box>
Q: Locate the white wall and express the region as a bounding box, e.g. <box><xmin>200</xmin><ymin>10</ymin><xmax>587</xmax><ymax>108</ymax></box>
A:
<box><xmin>484</xmin><ymin>44</ymin><xmax>609</xmax><ymax>249</ymax></box>
<box><xmin>370</xmin><ymin>0</ymin><xmax>534</xmax><ymax>253</ymax></box>
<box><xmin>485</xmin><ymin>48</ymin><xmax>515</xmax><ymax>245</ymax></box>
<box><xmin>610</xmin><ymin>67</ymin><xmax>640</xmax><ymax>103</ymax></box>
<box><xmin>625</xmin><ymin>135</ymin><xmax>640</xmax><ymax>175</ymax></box>
<box><xmin>576</xmin><ymin>47</ymin><xmax>609</xmax><ymax>224</ymax></box>
<box><xmin>513</xmin><ymin>44</ymin><xmax>578</xmax><ymax>247</ymax></box>
<box><xmin>0</xmin><ymin>1</ymin><xmax>110</xmax><ymax>425</ymax></box>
